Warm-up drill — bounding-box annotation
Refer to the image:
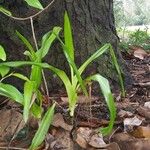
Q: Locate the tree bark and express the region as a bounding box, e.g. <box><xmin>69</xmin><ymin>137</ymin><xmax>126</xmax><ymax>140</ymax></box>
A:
<box><xmin>0</xmin><ymin>0</ymin><xmax>131</xmax><ymax>90</ymax></box>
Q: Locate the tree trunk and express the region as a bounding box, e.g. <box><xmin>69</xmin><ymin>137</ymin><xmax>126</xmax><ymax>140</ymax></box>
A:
<box><xmin>0</xmin><ymin>0</ymin><xmax>131</xmax><ymax>90</ymax></box>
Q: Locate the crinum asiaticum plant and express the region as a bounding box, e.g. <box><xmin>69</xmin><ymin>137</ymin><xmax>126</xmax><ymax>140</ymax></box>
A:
<box><xmin>51</xmin><ymin>12</ymin><xmax>125</xmax><ymax>135</ymax></box>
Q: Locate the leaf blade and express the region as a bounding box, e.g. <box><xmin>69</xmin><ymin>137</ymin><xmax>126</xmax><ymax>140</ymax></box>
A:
<box><xmin>30</xmin><ymin>103</ymin><xmax>55</xmax><ymax>150</ymax></box>
<box><xmin>24</xmin><ymin>0</ymin><xmax>43</xmax><ymax>10</ymax></box>
<box><xmin>0</xmin><ymin>45</ymin><xmax>6</xmax><ymax>61</ymax></box>
<box><xmin>0</xmin><ymin>83</ymin><xmax>24</xmax><ymax>104</ymax></box>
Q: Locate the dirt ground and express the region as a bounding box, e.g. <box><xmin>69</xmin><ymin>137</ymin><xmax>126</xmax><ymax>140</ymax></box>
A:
<box><xmin>0</xmin><ymin>50</ymin><xmax>149</xmax><ymax>150</ymax></box>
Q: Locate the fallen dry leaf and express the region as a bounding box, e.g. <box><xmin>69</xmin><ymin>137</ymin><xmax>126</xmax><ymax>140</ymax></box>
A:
<box><xmin>123</xmin><ymin>116</ymin><xmax>143</xmax><ymax>132</ymax></box>
<box><xmin>60</xmin><ymin>95</ymin><xmax>99</xmax><ymax>105</ymax></box>
<box><xmin>131</xmin><ymin>46</ymin><xmax>148</xmax><ymax>60</ymax></box>
<box><xmin>144</xmin><ymin>101</ymin><xmax>150</xmax><ymax>109</ymax></box>
<box><xmin>52</xmin><ymin>113</ymin><xmax>73</xmax><ymax>131</ymax></box>
<box><xmin>75</xmin><ymin>127</ymin><xmax>93</xmax><ymax>149</ymax></box>
<box><xmin>130</xmin><ymin>126</ymin><xmax>150</xmax><ymax>138</ymax></box>
<box><xmin>118</xmin><ymin>110</ymin><xmax>133</xmax><ymax>118</ymax></box>
<box><xmin>137</xmin><ymin>106</ymin><xmax>150</xmax><ymax>119</ymax></box>
<box><xmin>88</xmin><ymin>133</ymin><xmax>106</xmax><ymax>148</ymax></box>
<box><xmin>112</xmin><ymin>133</ymin><xmax>150</xmax><ymax>150</ymax></box>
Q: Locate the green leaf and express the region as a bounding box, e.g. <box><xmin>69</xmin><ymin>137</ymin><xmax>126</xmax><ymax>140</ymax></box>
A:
<box><xmin>12</xmin><ymin>73</ymin><xmax>29</xmax><ymax>81</ymax></box>
<box><xmin>16</xmin><ymin>31</ymin><xmax>36</xmax><ymax>60</ymax></box>
<box><xmin>0</xmin><ymin>6</ymin><xmax>12</xmax><ymax>16</ymax></box>
<box><xmin>30</xmin><ymin>66</ymin><xmax>42</xmax><ymax>89</ymax></box>
<box><xmin>86</xmin><ymin>74</ymin><xmax>116</xmax><ymax>135</ymax></box>
<box><xmin>0</xmin><ymin>83</ymin><xmax>23</xmax><ymax>104</ymax></box>
<box><xmin>0</xmin><ymin>66</ymin><xmax>10</xmax><ymax>77</ymax></box>
<box><xmin>47</xmin><ymin>65</ymin><xmax>77</xmax><ymax>116</ymax></box>
<box><xmin>36</xmin><ymin>27</ymin><xmax>62</xmax><ymax>59</ymax></box>
<box><xmin>0</xmin><ymin>45</ymin><xmax>6</xmax><ymax>61</ymax></box>
<box><xmin>79</xmin><ymin>44</ymin><xmax>110</xmax><ymax>75</ymax></box>
<box><xmin>64</xmin><ymin>11</ymin><xmax>74</xmax><ymax>61</ymax></box>
<box><xmin>72</xmin><ymin>44</ymin><xmax>110</xmax><ymax>88</ymax></box>
<box><xmin>31</xmin><ymin>102</ymin><xmax>43</xmax><ymax>118</ymax></box>
<box><xmin>30</xmin><ymin>103</ymin><xmax>55</xmax><ymax>150</ymax></box>
<box><xmin>23</xmin><ymin>81</ymin><xmax>35</xmax><ymax>123</ymax></box>
<box><xmin>0</xmin><ymin>61</ymin><xmax>77</xmax><ymax>115</ymax></box>
<box><xmin>24</xmin><ymin>0</ymin><xmax>43</xmax><ymax>10</ymax></box>
<box><xmin>109</xmin><ymin>45</ymin><xmax>125</xmax><ymax>97</ymax></box>
<box><xmin>55</xmin><ymin>36</ymin><xmax>88</xmax><ymax>97</ymax></box>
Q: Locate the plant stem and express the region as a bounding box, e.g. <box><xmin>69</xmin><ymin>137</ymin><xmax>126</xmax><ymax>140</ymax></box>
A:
<box><xmin>4</xmin><ymin>0</ymin><xmax>56</xmax><ymax>21</ymax></box>
<box><xmin>0</xmin><ymin>147</ymin><xmax>27</xmax><ymax>150</ymax></box>
<box><xmin>30</xmin><ymin>17</ymin><xmax>38</xmax><ymax>51</ymax></box>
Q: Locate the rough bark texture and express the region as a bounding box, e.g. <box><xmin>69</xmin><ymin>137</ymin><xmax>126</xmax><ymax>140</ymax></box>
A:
<box><xmin>0</xmin><ymin>0</ymin><xmax>131</xmax><ymax>90</ymax></box>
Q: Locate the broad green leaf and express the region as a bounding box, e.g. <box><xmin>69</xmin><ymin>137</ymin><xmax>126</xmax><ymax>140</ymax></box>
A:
<box><xmin>0</xmin><ymin>45</ymin><xmax>6</xmax><ymax>61</ymax></box>
<box><xmin>12</xmin><ymin>73</ymin><xmax>29</xmax><ymax>81</ymax></box>
<box><xmin>0</xmin><ymin>66</ymin><xmax>10</xmax><ymax>77</ymax></box>
<box><xmin>64</xmin><ymin>11</ymin><xmax>74</xmax><ymax>61</ymax></box>
<box><xmin>0</xmin><ymin>61</ymin><xmax>49</xmax><ymax>68</ymax></box>
<box><xmin>0</xmin><ymin>83</ymin><xmax>23</xmax><ymax>104</ymax></box>
<box><xmin>30</xmin><ymin>103</ymin><xmax>55</xmax><ymax>150</ymax></box>
<box><xmin>24</xmin><ymin>0</ymin><xmax>43</xmax><ymax>10</ymax></box>
<box><xmin>36</xmin><ymin>27</ymin><xmax>62</xmax><ymax>59</ymax></box>
<box><xmin>23</xmin><ymin>81</ymin><xmax>35</xmax><ymax>123</ymax></box>
<box><xmin>87</xmin><ymin>74</ymin><xmax>116</xmax><ymax>135</ymax></box>
<box><xmin>16</xmin><ymin>31</ymin><xmax>36</xmax><ymax>60</ymax></box>
<box><xmin>64</xmin><ymin>12</ymin><xmax>74</xmax><ymax>82</ymax></box>
<box><xmin>0</xmin><ymin>6</ymin><xmax>12</xmax><ymax>16</ymax></box>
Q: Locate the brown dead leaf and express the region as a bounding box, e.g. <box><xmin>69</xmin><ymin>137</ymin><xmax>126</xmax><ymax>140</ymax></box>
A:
<box><xmin>144</xmin><ymin>101</ymin><xmax>150</xmax><ymax>109</ymax></box>
<box><xmin>118</xmin><ymin>110</ymin><xmax>133</xmax><ymax>118</ymax></box>
<box><xmin>130</xmin><ymin>126</ymin><xmax>150</xmax><ymax>138</ymax></box>
<box><xmin>60</xmin><ymin>95</ymin><xmax>99</xmax><ymax>105</ymax></box>
<box><xmin>137</xmin><ymin>106</ymin><xmax>150</xmax><ymax>119</ymax></box>
<box><xmin>123</xmin><ymin>116</ymin><xmax>143</xmax><ymax>132</ymax></box>
<box><xmin>75</xmin><ymin>127</ymin><xmax>93</xmax><ymax>149</ymax></box>
<box><xmin>52</xmin><ymin>113</ymin><xmax>73</xmax><ymax>131</ymax></box>
<box><xmin>131</xmin><ymin>46</ymin><xmax>148</xmax><ymax>60</ymax></box>
<box><xmin>112</xmin><ymin>133</ymin><xmax>150</xmax><ymax>150</ymax></box>
<box><xmin>88</xmin><ymin>133</ymin><xmax>106</xmax><ymax>148</ymax></box>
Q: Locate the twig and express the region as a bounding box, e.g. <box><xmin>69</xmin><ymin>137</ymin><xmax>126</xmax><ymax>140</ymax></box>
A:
<box><xmin>5</xmin><ymin>0</ymin><xmax>56</xmax><ymax>21</ymax></box>
<box><xmin>0</xmin><ymin>147</ymin><xmax>27</xmax><ymax>150</ymax></box>
<box><xmin>30</xmin><ymin>17</ymin><xmax>38</xmax><ymax>50</ymax></box>
<box><xmin>42</xmin><ymin>70</ymin><xmax>50</xmax><ymax>100</ymax></box>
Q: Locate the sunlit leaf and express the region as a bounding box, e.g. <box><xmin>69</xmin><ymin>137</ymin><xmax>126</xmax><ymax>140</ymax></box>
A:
<box><xmin>64</xmin><ymin>11</ymin><xmax>74</xmax><ymax>61</ymax></box>
<box><xmin>55</xmin><ymin>36</ymin><xmax>88</xmax><ymax>97</ymax></box>
<box><xmin>31</xmin><ymin>102</ymin><xmax>43</xmax><ymax>118</ymax></box>
<box><xmin>12</xmin><ymin>73</ymin><xmax>29</xmax><ymax>81</ymax></box>
<box><xmin>0</xmin><ymin>61</ymin><xmax>77</xmax><ymax>115</ymax></box>
<box><xmin>0</xmin><ymin>83</ymin><xmax>23</xmax><ymax>104</ymax></box>
<box><xmin>30</xmin><ymin>103</ymin><xmax>55</xmax><ymax>150</ymax></box>
<box><xmin>0</xmin><ymin>45</ymin><xmax>6</xmax><ymax>61</ymax></box>
<box><xmin>24</xmin><ymin>0</ymin><xmax>43</xmax><ymax>10</ymax></box>
<box><xmin>16</xmin><ymin>31</ymin><xmax>36</xmax><ymax>60</ymax></box>
<box><xmin>0</xmin><ymin>66</ymin><xmax>10</xmax><ymax>77</ymax></box>
<box><xmin>86</xmin><ymin>74</ymin><xmax>116</xmax><ymax>135</ymax></box>
<box><xmin>0</xmin><ymin>6</ymin><xmax>12</xmax><ymax>16</ymax></box>
<box><xmin>36</xmin><ymin>27</ymin><xmax>62</xmax><ymax>59</ymax></box>
<box><xmin>23</xmin><ymin>81</ymin><xmax>35</xmax><ymax>123</ymax></box>
<box><xmin>30</xmin><ymin>66</ymin><xmax>42</xmax><ymax>89</ymax></box>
